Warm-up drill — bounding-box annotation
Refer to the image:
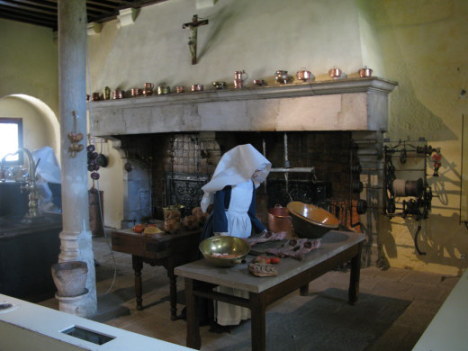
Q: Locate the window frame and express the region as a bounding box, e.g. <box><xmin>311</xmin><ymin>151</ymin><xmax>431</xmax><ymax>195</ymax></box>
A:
<box><xmin>0</xmin><ymin>117</ymin><xmax>24</xmax><ymax>165</ymax></box>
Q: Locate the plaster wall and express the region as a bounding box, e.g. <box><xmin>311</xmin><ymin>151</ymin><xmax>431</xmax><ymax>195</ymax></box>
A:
<box><xmin>87</xmin><ymin>0</ymin><xmax>370</xmax><ymax>92</ymax></box>
<box><xmin>0</xmin><ymin>19</ymin><xmax>58</xmax><ymax>119</ymax></box>
<box><xmin>0</xmin><ymin>19</ymin><xmax>60</xmax><ymax>158</ymax></box>
<box><xmin>359</xmin><ymin>0</ymin><xmax>468</xmax><ymax>275</ymax></box>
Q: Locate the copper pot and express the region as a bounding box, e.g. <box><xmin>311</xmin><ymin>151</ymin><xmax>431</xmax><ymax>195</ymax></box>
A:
<box><xmin>175</xmin><ymin>86</ymin><xmax>185</xmax><ymax>93</ymax></box>
<box><xmin>234</xmin><ymin>70</ymin><xmax>247</xmax><ymax>80</ymax></box>
<box><xmin>233</xmin><ymin>79</ymin><xmax>244</xmax><ymax>89</ymax></box>
<box><xmin>112</xmin><ymin>89</ymin><xmax>124</xmax><ymax>99</ymax></box>
<box><xmin>358</xmin><ymin>67</ymin><xmax>373</xmax><ymax>78</ymax></box>
<box><xmin>252</xmin><ymin>79</ymin><xmax>266</xmax><ymax>86</ymax></box>
<box><xmin>143</xmin><ymin>83</ymin><xmax>154</xmax><ymax>96</ymax></box>
<box><xmin>296</xmin><ymin>69</ymin><xmax>314</xmax><ymax>82</ymax></box>
<box><xmin>191</xmin><ymin>84</ymin><xmax>204</xmax><ymax>92</ymax></box>
<box><xmin>130</xmin><ymin>88</ymin><xmax>142</xmax><ymax>97</ymax></box>
<box><xmin>328</xmin><ymin>67</ymin><xmax>342</xmax><ymax>79</ymax></box>
<box><xmin>91</xmin><ymin>92</ymin><xmax>102</xmax><ymax>101</ymax></box>
<box><xmin>268</xmin><ymin>205</ymin><xmax>293</xmax><ymax>238</ymax></box>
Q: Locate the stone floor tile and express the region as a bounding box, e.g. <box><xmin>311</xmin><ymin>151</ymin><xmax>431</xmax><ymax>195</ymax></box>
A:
<box><xmin>405</xmin><ymin>283</ymin><xmax>450</xmax><ymax>302</ymax></box>
<box><xmin>400</xmin><ymin>270</ymin><xmax>445</xmax><ymax>286</ymax></box>
<box><xmin>366</xmin><ymin>323</ymin><xmax>422</xmax><ymax>351</ymax></box>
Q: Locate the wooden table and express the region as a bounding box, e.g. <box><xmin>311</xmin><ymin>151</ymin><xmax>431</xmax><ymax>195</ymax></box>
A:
<box><xmin>175</xmin><ymin>230</ymin><xmax>365</xmax><ymax>351</ymax></box>
<box><xmin>111</xmin><ymin>226</ymin><xmax>201</xmax><ymax>320</ymax></box>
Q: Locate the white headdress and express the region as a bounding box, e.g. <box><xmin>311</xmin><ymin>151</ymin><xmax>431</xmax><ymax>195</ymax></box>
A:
<box><xmin>200</xmin><ymin>144</ymin><xmax>271</xmax><ymax>212</ymax></box>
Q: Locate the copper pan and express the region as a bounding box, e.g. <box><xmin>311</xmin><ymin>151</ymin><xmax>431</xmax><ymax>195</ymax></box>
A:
<box><xmin>268</xmin><ymin>205</ymin><xmax>293</xmax><ymax>238</ymax></box>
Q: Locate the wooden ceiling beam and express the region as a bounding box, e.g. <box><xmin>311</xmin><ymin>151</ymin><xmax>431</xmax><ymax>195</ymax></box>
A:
<box><xmin>0</xmin><ymin>0</ymin><xmax>172</xmax><ymax>29</ymax></box>
<box><xmin>0</xmin><ymin>4</ymin><xmax>55</xmax><ymax>20</ymax></box>
<box><xmin>0</xmin><ymin>7</ymin><xmax>54</xmax><ymax>27</ymax></box>
<box><xmin>86</xmin><ymin>1</ymin><xmax>120</xmax><ymax>10</ymax></box>
<box><xmin>3</xmin><ymin>0</ymin><xmax>57</xmax><ymax>11</ymax></box>
<box><xmin>0</xmin><ymin>1</ymin><xmax>54</xmax><ymax>15</ymax></box>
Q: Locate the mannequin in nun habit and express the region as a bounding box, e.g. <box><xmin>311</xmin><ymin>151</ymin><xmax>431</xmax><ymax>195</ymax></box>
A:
<box><xmin>200</xmin><ymin>144</ymin><xmax>271</xmax><ymax>328</ymax></box>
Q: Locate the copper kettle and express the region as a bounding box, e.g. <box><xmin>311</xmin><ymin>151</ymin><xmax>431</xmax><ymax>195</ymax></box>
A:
<box><xmin>234</xmin><ymin>70</ymin><xmax>247</xmax><ymax>80</ymax></box>
<box><xmin>268</xmin><ymin>205</ymin><xmax>293</xmax><ymax>238</ymax></box>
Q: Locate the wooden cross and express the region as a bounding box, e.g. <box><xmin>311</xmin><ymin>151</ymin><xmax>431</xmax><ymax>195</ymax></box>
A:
<box><xmin>182</xmin><ymin>14</ymin><xmax>209</xmax><ymax>65</ymax></box>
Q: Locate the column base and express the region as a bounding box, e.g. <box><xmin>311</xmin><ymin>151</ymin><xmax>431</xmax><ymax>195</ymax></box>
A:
<box><xmin>55</xmin><ymin>289</ymin><xmax>89</xmax><ymax>317</ymax></box>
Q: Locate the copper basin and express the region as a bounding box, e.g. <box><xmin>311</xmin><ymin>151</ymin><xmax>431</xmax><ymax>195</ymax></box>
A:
<box><xmin>287</xmin><ymin>201</ymin><xmax>339</xmax><ymax>238</ymax></box>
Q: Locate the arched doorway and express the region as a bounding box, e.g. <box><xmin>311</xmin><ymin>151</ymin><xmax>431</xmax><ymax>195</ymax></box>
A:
<box><xmin>0</xmin><ymin>94</ymin><xmax>60</xmax><ymax>159</ymax></box>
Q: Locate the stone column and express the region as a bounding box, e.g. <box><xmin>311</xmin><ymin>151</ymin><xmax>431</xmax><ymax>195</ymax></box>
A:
<box><xmin>56</xmin><ymin>0</ymin><xmax>97</xmax><ymax>317</ymax></box>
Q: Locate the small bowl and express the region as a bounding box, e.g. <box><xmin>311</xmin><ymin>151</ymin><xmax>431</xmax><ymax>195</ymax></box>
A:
<box><xmin>212</xmin><ymin>81</ymin><xmax>226</xmax><ymax>90</ymax></box>
<box><xmin>157</xmin><ymin>85</ymin><xmax>171</xmax><ymax>95</ymax></box>
<box><xmin>199</xmin><ymin>236</ymin><xmax>250</xmax><ymax>267</ymax></box>
<box><xmin>253</xmin><ymin>79</ymin><xmax>266</xmax><ymax>86</ymax></box>
<box><xmin>287</xmin><ymin>201</ymin><xmax>339</xmax><ymax>238</ymax></box>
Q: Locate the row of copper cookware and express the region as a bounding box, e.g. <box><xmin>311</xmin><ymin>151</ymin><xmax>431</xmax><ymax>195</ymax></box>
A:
<box><xmin>89</xmin><ymin>66</ymin><xmax>373</xmax><ymax>101</ymax></box>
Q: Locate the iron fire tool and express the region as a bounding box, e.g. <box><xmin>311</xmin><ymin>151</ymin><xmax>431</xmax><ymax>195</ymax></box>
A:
<box><xmin>383</xmin><ymin>138</ymin><xmax>441</xmax><ymax>255</ymax></box>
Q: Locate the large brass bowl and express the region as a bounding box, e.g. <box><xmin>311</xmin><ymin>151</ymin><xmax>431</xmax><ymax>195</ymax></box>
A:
<box><xmin>199</xmin><ymin>236</ymin><xmax>250</xmax><ymax>267</ymax></box>
<box><xmin>287</xmin><ymin>201</ymin><xmax>340</xmax><ymax>239</ymax></box>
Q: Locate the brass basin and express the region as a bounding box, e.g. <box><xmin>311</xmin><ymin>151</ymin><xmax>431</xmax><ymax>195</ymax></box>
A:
<box><xmin>199</xmin><ymin>236</ymin><xmax>250</xmax><ymax>267</ymax></box>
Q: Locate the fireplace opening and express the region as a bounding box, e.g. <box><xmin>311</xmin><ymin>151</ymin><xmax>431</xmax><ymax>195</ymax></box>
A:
<box><xmin>115</xmin><ymin>131</ymin><xmax>363</xmax><ymax>232</ymax></box>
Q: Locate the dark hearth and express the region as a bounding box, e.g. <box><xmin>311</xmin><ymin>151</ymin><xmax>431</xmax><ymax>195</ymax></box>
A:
<box><xmin>115</xmin><ymin>131</ymin><xmax>362</xmax><ymax>226</ymax></box>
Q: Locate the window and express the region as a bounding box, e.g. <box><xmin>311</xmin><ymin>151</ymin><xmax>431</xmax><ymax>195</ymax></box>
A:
<box><xmin>0</xmin><ymin>118</ymin><xmax>23</xmax><ymax>165</ymax></box>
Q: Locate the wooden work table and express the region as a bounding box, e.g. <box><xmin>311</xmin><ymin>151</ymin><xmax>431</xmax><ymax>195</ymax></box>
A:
<box><xmin>111</xmin><ymin>226</ymin><xmax>201</xmax><ymax>320</ymax></box>
<box><xmin>175</xmin><ymin>230</ymin><xmax>365</xmax><ymax>351</ymax></box>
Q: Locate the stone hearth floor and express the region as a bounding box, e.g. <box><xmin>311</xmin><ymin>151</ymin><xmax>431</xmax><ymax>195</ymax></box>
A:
<box><xmin>39</xmin><ymin>235</ymin><xmax>460</xmax><ymax>351</ymax></box>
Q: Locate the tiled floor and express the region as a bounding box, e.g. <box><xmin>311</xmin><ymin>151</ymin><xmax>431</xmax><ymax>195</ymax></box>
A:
<box><xmin>40</xmin><ymin>235</ymin><xmax>460</xmax><ymax>351</ymax></box>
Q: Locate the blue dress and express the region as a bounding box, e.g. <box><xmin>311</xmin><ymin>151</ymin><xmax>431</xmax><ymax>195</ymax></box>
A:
<box><xmin>201</xmin><ymin>180</ymin><xmax>266</xmax><ymax>240</ymax></box>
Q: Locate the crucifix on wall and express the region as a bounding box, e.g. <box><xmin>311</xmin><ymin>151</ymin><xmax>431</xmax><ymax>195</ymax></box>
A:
<box><xmin>182</xmin><ymin>14</ymin><xmax>209</xmax><ymax>65</ymax></box>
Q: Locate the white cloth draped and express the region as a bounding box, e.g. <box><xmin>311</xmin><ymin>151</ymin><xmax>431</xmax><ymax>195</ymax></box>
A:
<box><xmin>200</xmin><ymin>144</ymin><xmax>271</xmax><ymax>212</ymax></box>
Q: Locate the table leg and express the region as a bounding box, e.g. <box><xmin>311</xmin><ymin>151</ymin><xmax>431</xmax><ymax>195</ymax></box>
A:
<box><xmin>166</xmin><ymin>259</ymin><xmax>178</xmax><ymax>320</ymax></box>
<box><xmin>132</xmin><ymin>255</ymin><xmax>143</xmax><ymax>310</ymax></box>
<box><xmin>185</xmin><ymin>278</ymin><xmax>201</xmax><ymax>350</ymax></box>
<box><xmin>250</xmin><ymin>292</ymin><xmax>266</xmax><ymax>351</ymax></box>
<box><xmin>348</xmin><ymin>244</ymin><xmax>362</xmax><ymax>305</ymax></box>
<box><xmin>300</xmin><ymin>283</ymin><xmax>309</xmax><ymax>296</ymax></box>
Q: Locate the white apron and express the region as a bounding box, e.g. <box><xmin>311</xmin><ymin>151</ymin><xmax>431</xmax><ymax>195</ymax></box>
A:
<box><xmin>216</xmin><ymin>180</ymin><xmax>252</xmax><ymax>325</ymax></box>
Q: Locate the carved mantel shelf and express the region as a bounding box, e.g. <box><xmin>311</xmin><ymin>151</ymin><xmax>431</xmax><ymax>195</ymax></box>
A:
<box><xmin>89</xmin><ymin>77</ymin><xmax>397</xmax><ymax>137</ymax></box>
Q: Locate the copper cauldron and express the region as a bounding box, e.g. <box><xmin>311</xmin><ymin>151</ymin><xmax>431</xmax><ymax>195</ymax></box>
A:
<box><xmin>268</xmin><ymin>205</ymin><xmax>293</xmax><ymax>238</ymax></box>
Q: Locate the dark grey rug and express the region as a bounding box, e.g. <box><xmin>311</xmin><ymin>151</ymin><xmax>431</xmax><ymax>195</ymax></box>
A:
<box><xmin>212</xmin><ymin>288</ymin><xmax>410</xmax><ymax>351</ymax></box>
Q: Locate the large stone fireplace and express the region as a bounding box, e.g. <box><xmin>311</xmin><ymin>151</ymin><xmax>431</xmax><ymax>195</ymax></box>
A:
<box><xmin>89</xmin><ymin>77</ymin><xmax>397</xmax><ymax>265</ymax></box>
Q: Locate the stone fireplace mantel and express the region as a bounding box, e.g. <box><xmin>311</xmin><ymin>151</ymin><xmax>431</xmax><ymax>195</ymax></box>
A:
<box><xmin>89</xmin><ymin>77</ymin><xmax>397</xmax><ymax>137</ymax></box>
